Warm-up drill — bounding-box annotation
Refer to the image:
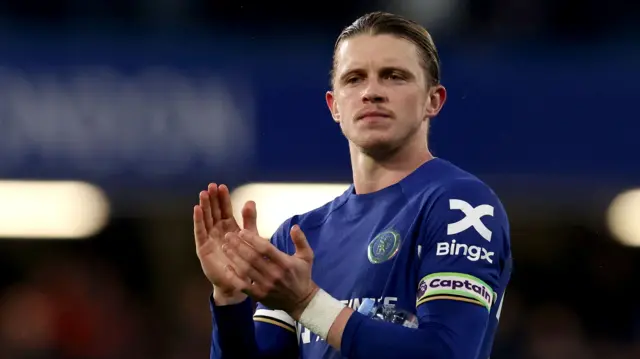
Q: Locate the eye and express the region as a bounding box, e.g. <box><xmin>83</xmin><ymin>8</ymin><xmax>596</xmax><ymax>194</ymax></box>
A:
<box><xmin>345</xmin><ymin>76</ymin><xmax>362</xmax><ymax>84</ymax></box>
<box><xmin>384</xmin><ymin>73</ymin><xmax>405</xmax><ymax>81</ymax></box>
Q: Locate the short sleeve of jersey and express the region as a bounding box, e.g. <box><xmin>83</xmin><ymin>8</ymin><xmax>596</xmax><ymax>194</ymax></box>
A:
<box><xmin>416</xmin><ymin>179</ymin><xmax>510</xmax><ymax>313</ymax></box>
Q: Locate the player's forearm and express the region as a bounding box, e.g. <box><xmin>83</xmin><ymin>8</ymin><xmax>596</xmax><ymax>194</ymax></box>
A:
<box><xmin>210</xmin><ymin>296</ymin><xmax>300</xmax><ymax>359</ymax></box>
<box><xmin>310</xmin><ymin>307</ymin><xmax>457</xmax><ymax>359</ymax></box>
<box><xmin>336</xmin><ymin>311</ymin><xmax>458</xmax><ymax>359</ymax></box>
<box><xmin>210</xmin><ymin>296</ymin><xmax>260</xmax><ymax>359</ymax></box>
<box><xmin>297</xmin><ymin>290</ymin><xmax>484</xmax><ymax>359</ymax></box>
<box><xmin>326</xmin><ymin>307</ymin><xmax>353</xmax><ymax>349</ymax></box>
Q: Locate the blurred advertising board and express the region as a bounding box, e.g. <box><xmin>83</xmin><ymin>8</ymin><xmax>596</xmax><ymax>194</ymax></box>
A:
<box><xmin>0</xmin><ymin>66</ymin><xmax>254</xmax><ymax>186</ymax></box>
<box><xmin>0</xmin><ymin>33</ymin><xmax>638</xmax><ymax>188</ymax></box>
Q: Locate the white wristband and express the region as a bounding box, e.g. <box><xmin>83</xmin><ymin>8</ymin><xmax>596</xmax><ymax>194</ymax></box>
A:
<box><xmin>298</xmin><ymin>289</ymin><xmax>346</xmax><ymax>340</ymax></box>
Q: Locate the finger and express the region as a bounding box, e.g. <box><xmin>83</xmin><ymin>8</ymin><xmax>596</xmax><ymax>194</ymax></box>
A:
<box><xmin>193</xmin><ymin>205</ymin><xmax>208</xmax><ymax>247</ymax></box>
<box><xmin>290</xmin><ymin>225</ymin><xmax>314</xmax><ymax>262</ymax></box>
<box><xmin>208</xmin><ymin>183</ymin><xmax>222</xmax><ymax>222</ymax></box>
<box><xmin>241</xmin><ymin>201</ymin><xmax>258</xmax><ymax>233</ymax></box>
<box><xmin>218</xmin><ymin>184</ymin><xmax>234</xmax><ymax>219</ymax></box>
<box><xmin>238</xmin><ymin>230</ymin><xmax>289</xmax><ymax>265</ymax></box>
<box><xmin>199</xmin><ymin>190</ymin><xmax>214</xmax><ymax>231</ymax></box>
<box><xmin>223</xmin><ymin>235</ymin><xmax>268</xmax><ymax>283</ymax></box>
<box><xmin>223</xmin><ymin>264</ymin><xmax>251</xmax><ymax>293</ymax></box>
<box><xmin>223</xmin><ymin>259</ymin><xmax>266</xmax><ymax>300</ymax></box>
<box><xmin>234</xmin><ymin>237</ymin><xmax>281</xmax><ymax>279</ymax></box>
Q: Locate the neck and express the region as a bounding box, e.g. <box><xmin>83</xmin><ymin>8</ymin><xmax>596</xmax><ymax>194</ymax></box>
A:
<box><xmin>350</xmin><ymin>137</ymin><xmax>433</xmax><ymax>195</ymax></box>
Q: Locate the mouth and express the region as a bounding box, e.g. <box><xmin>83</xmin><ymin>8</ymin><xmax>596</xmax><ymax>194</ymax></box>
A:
<box><xmin>356</xmin><ymin>111</ymin><xmax>393</xmax><ymax>122</ymax></box>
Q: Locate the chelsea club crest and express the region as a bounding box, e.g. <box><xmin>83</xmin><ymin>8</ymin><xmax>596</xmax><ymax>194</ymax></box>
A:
<box><xmin>368</xmin><ymin>230</ymin><xmax>401</xmax><ymax>264</ymax></box>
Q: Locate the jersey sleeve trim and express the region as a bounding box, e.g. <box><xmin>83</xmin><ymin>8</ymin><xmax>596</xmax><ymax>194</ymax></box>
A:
<box><xmin>416</xmin><ymin>272</ymin><xmax>495</xmax><ymax>312</ymax></box>
<box><xmin>253</xmin><ymin>308</ymin><xmax>296</xmax><ymax>333</ymax></box>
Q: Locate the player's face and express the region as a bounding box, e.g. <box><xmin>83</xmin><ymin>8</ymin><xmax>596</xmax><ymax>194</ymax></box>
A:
<box><xmin>326</xmin><ymin>34</ymin><xmax>445</xmax><ymax>157</ymax></box>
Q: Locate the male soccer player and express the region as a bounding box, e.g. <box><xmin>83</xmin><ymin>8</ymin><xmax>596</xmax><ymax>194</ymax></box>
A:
<box><xmin>193</xmin><ymin>11</ymin><xmax>512</xmax><ymax>359</ymax></box>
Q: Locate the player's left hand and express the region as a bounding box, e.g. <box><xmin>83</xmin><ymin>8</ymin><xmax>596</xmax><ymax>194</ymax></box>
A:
<box><xmin>221</xmin><ymin>225</ymin><xmax>319</xmax><ymax>320</ymax></box>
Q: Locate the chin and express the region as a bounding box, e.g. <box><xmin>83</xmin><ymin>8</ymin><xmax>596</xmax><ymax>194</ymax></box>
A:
<box><xmin>356</xmin><ymin>136</ymin><xmax>402</xmax><ymax>160</ymax></box>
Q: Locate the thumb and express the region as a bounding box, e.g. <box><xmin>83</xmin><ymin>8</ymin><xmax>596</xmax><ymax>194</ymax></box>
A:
<box><xmin>241</xmin><ymin>201</ymin><xmax>258</xmax><ymax>233</ymax></box>
<box><xmin>290</xmin><ymin>225</ymin><xmax>313</xmax><ymax>262</ymax></box>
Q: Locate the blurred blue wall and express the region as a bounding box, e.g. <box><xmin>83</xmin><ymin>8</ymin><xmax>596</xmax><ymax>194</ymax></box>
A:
<box><xmin>0</xmin><ymin>33</ymin><xmax>638</xmax><ymax>188</ymax></box>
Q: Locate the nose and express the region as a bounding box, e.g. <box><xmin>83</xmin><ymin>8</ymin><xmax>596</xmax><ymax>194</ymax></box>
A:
<box><xmin>361</xmin><ymin>81</ymin><xmax>388</xmax><ymax>104</ymax></box>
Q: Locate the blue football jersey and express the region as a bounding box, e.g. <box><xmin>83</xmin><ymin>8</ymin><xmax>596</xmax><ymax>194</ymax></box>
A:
<box><xmin>213</xmin><ymin>158</ymin><xmax>512</xmax><ymax>359</ymax></box>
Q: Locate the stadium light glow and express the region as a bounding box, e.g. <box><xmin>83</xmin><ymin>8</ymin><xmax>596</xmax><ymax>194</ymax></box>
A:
<box><xmin>0</xmin><ymin>180</ymin><xmax>110</xmax><ymax>239</ymax></box>
<box><xmin>606</xmin><ymin>188</ymin><xmax>640</xmax><ymax>247</ymax></box>
<box><xmin>230</xmin><ymin>183</ymin><xmax>350</xmax><ymax>238</ymax></box>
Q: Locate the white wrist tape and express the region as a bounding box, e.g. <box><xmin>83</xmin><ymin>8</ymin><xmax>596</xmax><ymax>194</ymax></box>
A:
<box><xmin>298</xmin><ymin>289</ymin><xmax>346</xmax><ymax>340</ymax></box>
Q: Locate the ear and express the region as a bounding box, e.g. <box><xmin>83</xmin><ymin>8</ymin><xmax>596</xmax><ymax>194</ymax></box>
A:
<box><xmin>423</xmin><ymin>85</ymin><xmax>447</xmax><ymax>120</ymax></box>
<box><xmin>326</xmin><ymin>91</ymin><xmax>340</xmax><ymax>123</ymax></box>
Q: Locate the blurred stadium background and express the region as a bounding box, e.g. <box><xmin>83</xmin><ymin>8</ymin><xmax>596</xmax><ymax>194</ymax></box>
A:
<box><xmin>0</xmin><ymin>1</ymin><xmax>639</xmax><ymax>358</ymax></box>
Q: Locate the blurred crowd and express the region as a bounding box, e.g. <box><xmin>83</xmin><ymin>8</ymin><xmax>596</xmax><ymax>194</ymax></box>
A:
<box><xmin>0</xmin><ymin>262</ymin><xmax>214</xmax><ymax>359</ymax></box>
<box><xmin>0</xmin><ymin>229</ymin><xmax>214</xmax><ymax>359</ymax></box>
<box><xmin>1</xmin><ymin>221</ymin><xmax>640</xmax><ymax>359</ymax></box>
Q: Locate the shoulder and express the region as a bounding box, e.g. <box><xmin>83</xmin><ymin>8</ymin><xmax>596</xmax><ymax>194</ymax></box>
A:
<box><xmin>414</xmin><ymin>163</ymin><xmax>512</xmax><ymax>290</ymax></box>
<box><xmin>269</xmin><ymin>187</ymin><xmax>351</xmax><ymax>252</ymax></box>
<box><xmin>414</xmin><ymin>160</ymin><xmax>506</xmax><ymax>221</ymax></box>
<box><xmin>415</xmin><ymin>162</ymin><xmax>510</xmax><ymax>248</ymax></box>
<box><xmin>436</xmin><ymin>178</ymin><xmax>505</xmax><ymax>215</ymax></box>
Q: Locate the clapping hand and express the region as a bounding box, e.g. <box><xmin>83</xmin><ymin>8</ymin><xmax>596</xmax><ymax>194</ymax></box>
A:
<box><xmin>193</xmin><ymin>183</ymin><xmax>259</xmax><ymax>304</ymax></box>
<box><xmin>221</xmin><ymin>226</ymin><xmax>319</xmax><ymax>320</ymax></box>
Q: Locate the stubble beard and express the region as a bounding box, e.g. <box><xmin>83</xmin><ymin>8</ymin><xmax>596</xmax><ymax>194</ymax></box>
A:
<box><xmin>356</xmin><ymin>124</ymin><xmax>420</xmax><ymax>162</ymax></box>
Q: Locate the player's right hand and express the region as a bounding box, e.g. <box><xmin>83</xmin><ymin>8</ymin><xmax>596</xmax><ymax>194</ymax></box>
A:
<box><xmin>193</xmin><ymin>183</ymin><xmax>258</xmax><ymax>304</ymax></box>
